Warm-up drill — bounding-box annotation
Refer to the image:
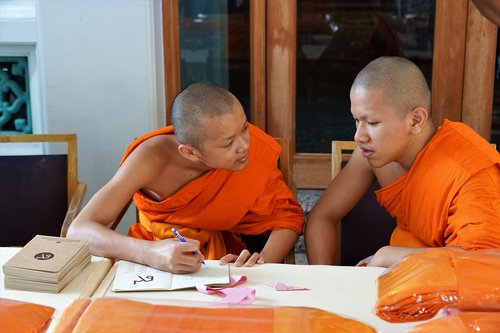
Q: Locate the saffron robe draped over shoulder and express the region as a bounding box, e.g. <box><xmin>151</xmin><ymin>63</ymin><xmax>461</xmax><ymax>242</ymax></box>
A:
<box><xmin>122</xmin><ymin>124</ymin><xmax>304</xmax><ymax>259</ymax></box>
<box><xmin>376</xmin><ymin>120</ymin><xmax>500</xmax><ymax>249</ymax></box>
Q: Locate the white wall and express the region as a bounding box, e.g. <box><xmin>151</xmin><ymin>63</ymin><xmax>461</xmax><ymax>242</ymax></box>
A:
<box><xmin>1</xmin><ymin>0</ymin><xmax>165</xmax><ymax>233</ymax></box>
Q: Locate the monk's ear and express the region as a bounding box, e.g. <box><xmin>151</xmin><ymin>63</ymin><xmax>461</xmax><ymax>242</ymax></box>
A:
<box><xmin>178</xmin><ymin>144</ymin><xmax>200</xmax><ymax>162</ymax></box>
<box><xmin>409</xmin><ymin>107</ymin><xmax>428</xmax><ymax>134</ymax></box>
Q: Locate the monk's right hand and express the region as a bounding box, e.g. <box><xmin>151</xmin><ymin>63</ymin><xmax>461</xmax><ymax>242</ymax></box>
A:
<box><xmin>144</xmin><ymin>238</ymin><xmax>203</xmax><ymax>274</ymax></box>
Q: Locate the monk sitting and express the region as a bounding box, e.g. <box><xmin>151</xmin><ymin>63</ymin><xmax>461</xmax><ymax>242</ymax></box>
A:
<box><xmin>68</xmin><ymin>82</ymin><xmax>304</xmax><ymax>273</ymax></box>
<box><xmin>305</xmin><ymin>56</ymin><xmax>500</xmax><ymax>267</ymax></box>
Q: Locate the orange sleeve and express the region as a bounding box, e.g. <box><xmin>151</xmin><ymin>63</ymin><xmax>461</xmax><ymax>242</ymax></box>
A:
<box><xmin>444</xmin><ymin>165</ymin><xmax>500</xmax><ymax>249</ymax></box>
<box><xmin>233</xmin><ymin>165</ymin><xmax>305</xmax><ymax>236</ymax></box>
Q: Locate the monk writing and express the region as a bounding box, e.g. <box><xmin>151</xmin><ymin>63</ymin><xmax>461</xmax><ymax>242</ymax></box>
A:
<box><xmin>305</xmin><ymin>56</ymin><xmax>500</xmax><ymax>267</ymax></box>
<box><xmin>68</xmin><ymin>82</ymin><xmax>304</xmax><ymax>273</ymax></box>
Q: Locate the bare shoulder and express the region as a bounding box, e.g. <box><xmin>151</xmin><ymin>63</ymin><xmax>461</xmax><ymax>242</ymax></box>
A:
<box><xmin>344</xmin><ymin>146</ymin><xmax>375</xmax><ymax>174</ymax></box>
<box><xmin>309</xmin><ymin>147</ymin><xmax>375</xmax><ymax>219</ymax></box>
<box><xmin>126</xmin><ymin>135</ymin><xmax>173</xmax><ymax>166</ymax></box>
<box><xmin>372</xmin><ymin>162</ymin><xmax>407</xmax><ymax>187</ymax></box>
<box><xmin>329</xmin><ymin>146</ymin><xmax>406</xmax><ymax>193</ymax></box>
<box><xmin>343</xmin><ymin>146</ymin><xmax>406</xmax><ymax>187</ymax></box>
<box><xmin>117</xmin><ymin>134</ymin><xmax>176</xmax><ymax>184</ymax></box>
<box><xmin>118</xmin><ymin>134</ymin><xmax>194</xmax><ymax>200</ymax></box>
<box><xmin>332</xmin><ymin>147</ymin><xmax>377</xmax><ymax>193</ymax></box>
<box><xmin>135</xmin><ymin>134</ymin><xmax>172</xmax><ymax>155</ymax></box>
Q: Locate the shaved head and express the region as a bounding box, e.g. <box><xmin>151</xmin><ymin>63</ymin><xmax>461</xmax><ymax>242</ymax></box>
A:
<box><xmin>171</xmin><ymin>82</ymin><xmax>238</xmax><ymax>147</ymax></box>
<box><xmin>352</xmin><ymin>56</ymin><xmax>431</xmax><ymax>118</ymax></box>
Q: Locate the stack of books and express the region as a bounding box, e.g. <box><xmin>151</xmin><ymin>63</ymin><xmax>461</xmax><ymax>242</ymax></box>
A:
<box><xmin>2</xmin><ymin>235</ymin><xmax>91</xmax><ymax>293</ymax></box>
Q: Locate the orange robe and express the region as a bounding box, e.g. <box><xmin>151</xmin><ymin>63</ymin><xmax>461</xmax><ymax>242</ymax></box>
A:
<box><xmin>407</xmin><ymin>312</ymin><xmax>500</xmax><ymax>333</ymax></box>
<box><xmin>375</xmin><ymin>248</ymin><xmax>500</xmax><ymax>323</ymax></box>
<box><xmin>54</xmin><ymin>297</ymin><xmax>377</xmax><ymax>333</ymax></box>
<box><xmin>376</xmin><ymin>119</ymin><xmax>500</xmax><ymax>249</ymax></box>
<box><xmin>122</xmin><ymin>124</ymin><xmax>304</xmax><ymax>259</ymax></box>
<box><xmin>0</xmin><ymin>298</ymin><xmax>54</xmax><ymax>333</ymax></box>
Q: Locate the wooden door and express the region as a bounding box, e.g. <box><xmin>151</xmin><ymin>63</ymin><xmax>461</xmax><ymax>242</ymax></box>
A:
<box><xmin>162</xmin><ymin>0</ymin><xmax>497</xmax><ymax>191</ymax></box>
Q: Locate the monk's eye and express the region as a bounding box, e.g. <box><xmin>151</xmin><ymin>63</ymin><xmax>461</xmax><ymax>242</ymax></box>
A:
<box><xmin>368</xmin><ymin>122</ymin><xmax>380</xmax><ymax>126</ymax></box>
<box><xmin>222</xmin><ymin>141</ymin><xmax>233</xmax><ymax>148</ymax></box>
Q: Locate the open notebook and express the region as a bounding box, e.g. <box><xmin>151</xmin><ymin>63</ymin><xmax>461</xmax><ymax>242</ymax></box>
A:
<box><xmin>112</xmin><ymin>260</ymin><xmax>230</xmax><ymax>292</ymax></box>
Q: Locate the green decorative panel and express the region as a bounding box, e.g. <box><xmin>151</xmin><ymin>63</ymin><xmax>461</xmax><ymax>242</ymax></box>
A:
<box><xmin>0</xmin><ymin>57</ymin><xmax>32</xmax><ymax>134</ymax></box>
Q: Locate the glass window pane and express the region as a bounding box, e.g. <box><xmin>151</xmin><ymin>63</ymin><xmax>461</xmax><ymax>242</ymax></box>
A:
<box><xmin>296</xmin><ymin>0</ymin><xmax>435</xmax><ymax>153</ymax></box>
<box><xmin>179</xmin><ymin>0</ymin><xmax>250</xmax><ymax>119</ymax></box>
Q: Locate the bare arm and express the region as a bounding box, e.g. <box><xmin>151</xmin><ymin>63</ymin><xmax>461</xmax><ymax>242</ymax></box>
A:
<box><xmin>305</xmin><ymin>147</ymin><xmax>375</xmax><ymax>264</ymax></box>
<box><xmin>219</xmin><ymin>228</ymin><xmax>298</xmax><ymax>267</ymax></box>
<box><xmin>67</xmin><ymin>145</ymin><xmax>203</xmax><ymax>273</ymax></box>
<box><xmin>259</xmin><ymin>228</ymin><xmax>298</xmax><ymax>263</ymax></box>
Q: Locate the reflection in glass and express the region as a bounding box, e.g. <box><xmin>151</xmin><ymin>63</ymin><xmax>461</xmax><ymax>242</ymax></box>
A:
<box><xmin>296</xmin><ymin>0</ymin><xmax>435</xmax><ymax>152</ymax></box>
<box><xmin>178</xmin><ymin>0</ymin><xmax>250</xmax><ymax>119</ymax></box>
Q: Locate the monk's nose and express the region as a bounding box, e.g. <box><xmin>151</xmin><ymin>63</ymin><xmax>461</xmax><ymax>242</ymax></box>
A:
<box><xmin>354</xmin><ymin>126</ymin><xmax>368</xmax><ymax>143</ymax></box>
<box><xmin>236</xmin><ymin>135</ymin><xmax>249</xmax><ymax>153</ymax></box>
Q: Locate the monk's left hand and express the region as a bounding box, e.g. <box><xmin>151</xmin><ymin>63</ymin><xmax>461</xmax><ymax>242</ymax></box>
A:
<box><xmin>219</xmin><ymin>249</ymin><xmax>265</xmax><ymax>267</ymax></box>
<box><xmin>368</xmin><ymin>246</ymin><xmax>427</xmax><ymax>267</ymax></box>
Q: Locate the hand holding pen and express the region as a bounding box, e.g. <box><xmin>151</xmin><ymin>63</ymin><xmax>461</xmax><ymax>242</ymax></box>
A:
<box><xmin>172</xmin><ymin>228</ymin><xmax>206</xmax><ymax>265</ymax></box>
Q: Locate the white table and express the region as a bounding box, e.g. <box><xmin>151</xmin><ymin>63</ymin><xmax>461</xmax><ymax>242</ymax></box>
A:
<box><xmin>1</xmin><ymin>247</ymin><xmax>112</xmax><ymax>333</ymax></box>
<box><xmin>94</xmin><ymin>261</ymin><xmax>426</xmax><ymax>333</ymax></box>
<box><xmin>2</xmin><ymin>246</ymin><xmax>429</xmax><ymax>333</ymax></box>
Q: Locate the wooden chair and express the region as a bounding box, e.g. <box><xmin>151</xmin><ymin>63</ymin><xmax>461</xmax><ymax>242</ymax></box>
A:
<box><xmin>0</xmin><ymin>134</ymin><xmax>86</xmax><ymax>246</ymax></box>
<box><xmin>331</xmin><ymin>141</ymin><xmax>396</xmax><ymax>266</ymax></box>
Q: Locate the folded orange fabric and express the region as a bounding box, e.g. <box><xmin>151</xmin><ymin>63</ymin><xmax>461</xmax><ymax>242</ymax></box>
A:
<box><xmin>53</xmin><ymin>298</ymin><xmax>91</xmax><ymax>333</ymax></box>
<box><xmin>375</xmin><ymin>248</ymin><xmax>500</xmax><ymax>322</ymax></box>
<box><xmin>407</xmin><ymin>312</ymin><xmax>500</xmax><ymax>333</ymax></box>
<box><xmin>123</xmin><ymin>124</ymin><xmax>304</xmax><ymax>259</ymax></box>
<box><xmin>53</xmin><ymin>297</ymin><xmax>376</xmax><ymax>333</ymax></box>
<box><xmin>0</xmin><ymin>298</ymin><xmax>55</xmax><ymax>333</ymax></box>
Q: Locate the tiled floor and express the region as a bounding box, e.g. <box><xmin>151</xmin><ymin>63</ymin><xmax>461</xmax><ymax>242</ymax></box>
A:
<box><xmin>293</xmin><ymin>189</ymin><xmax>323</xmax><ymax>265</ymax></box>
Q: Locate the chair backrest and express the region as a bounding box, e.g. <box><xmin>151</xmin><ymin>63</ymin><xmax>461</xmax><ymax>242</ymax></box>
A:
<box><xmin>0</xmin><ymin>134</ymin><xmax>86</xmax><ymax>245</ymax></box>
<box><xmin>331</xmin><ymin>141</ymin><xmax>396</xmax><ymax>266</ymax></box>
